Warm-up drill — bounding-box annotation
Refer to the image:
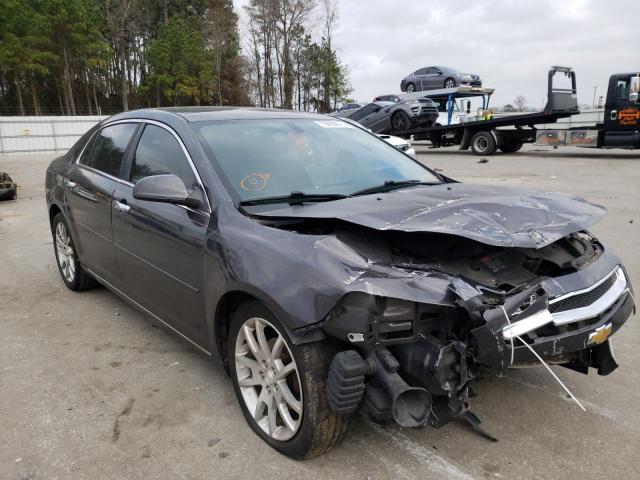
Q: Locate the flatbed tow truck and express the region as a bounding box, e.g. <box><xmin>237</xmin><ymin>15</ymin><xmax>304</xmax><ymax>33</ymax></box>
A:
<box><xmin>388</xmin><ymin>66</ymin><xmax>640</xmax><ymax>155</ymax></box>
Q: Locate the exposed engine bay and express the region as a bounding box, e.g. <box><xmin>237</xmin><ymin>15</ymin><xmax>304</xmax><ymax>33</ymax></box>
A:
<box><xmin>260</xmin><ymin>215</ymin><xmax>634</xmax><ymax>434</ymax></box>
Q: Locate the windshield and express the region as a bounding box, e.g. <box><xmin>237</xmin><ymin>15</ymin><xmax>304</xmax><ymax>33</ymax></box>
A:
<box><xmin>193</xmin><ymin>118</ymin><xmax>440</xmax><ymax>202</ymax></box>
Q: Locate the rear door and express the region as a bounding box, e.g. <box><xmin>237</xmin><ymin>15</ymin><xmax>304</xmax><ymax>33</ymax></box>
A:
<box><xmin>64</xmin><ymin>122</ymin><xmax>139</xmax><ymax>286</ymax></box>
<box><xmin>111</xmin><ymin>122</ymin><xmax>211</xmax><ymax>347</ymax></box>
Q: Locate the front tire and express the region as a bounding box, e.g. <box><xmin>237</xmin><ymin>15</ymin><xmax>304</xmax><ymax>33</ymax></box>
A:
<box><xmin>470</xmin><ymin>131</ymin><xmax>497</xmax><ymax>155</ymax></box>
<box><xmin>391</xmin><ymin>111</ymin><xmax>411</xmax><ymax>131</ymax></box>
<box><xmin>444</xmin><ymin>78</ymin><xmax>456</xmax><ymax>88</ymax></box>
<box><xmin>228</xmin><ymin>301</ymin><xmax>350</xmax><ymax>459</ymax></box>
<box><xmin>406</xmin><ymin>82</ymin><xmax>416</xmax><ymax>93</ymax></box>
<box><xmin>51</xmin><ymin>213</ymin><xmax>98</xmax><ymax>291</ymax></box>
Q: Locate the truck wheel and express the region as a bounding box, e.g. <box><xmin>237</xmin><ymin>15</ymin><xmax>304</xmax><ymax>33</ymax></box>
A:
<box><xmin>471</xmin><ymin>131</ymin><xmax>497</xmax><ymax>155</ymax></box>
<box><xmin>406</xmin><ymin>83</ymin><xmax>416</xmax><ymax>93</ymax></box>
<box><xmin>499</xmin><ymin>142</ymin><xmax>523</xmax><ymax>153</ymax></box>
<box><xmin>228</xmin><ymin>301</ymin><xmax>351</xmax><ymax>459</ymax></box>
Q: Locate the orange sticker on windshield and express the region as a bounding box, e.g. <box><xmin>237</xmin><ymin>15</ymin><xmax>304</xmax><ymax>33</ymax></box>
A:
<box><xmin>241</xmin><ymin>173</ymin><xmax>270</xmax><ymax>191</ymax></box>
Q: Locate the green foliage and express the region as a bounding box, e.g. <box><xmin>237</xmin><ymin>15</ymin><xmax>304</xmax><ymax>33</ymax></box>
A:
<box><xmin>0</xmin><ymin>0</ymin><xmax>347</xmax><ymax>114</ymax></box>
<box><xmin>143</xmin><ymin>17</ymin><xmax>215</xmax><ymax>106</ymax></box>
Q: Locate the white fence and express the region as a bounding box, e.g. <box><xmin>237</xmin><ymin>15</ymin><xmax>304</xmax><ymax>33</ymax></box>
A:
<box><xmin>0</xmin><ymin>116</ymin><xmax>106</xmax><ymax>155</ymax></box>
<box><xmin>0</xmin><ymin>109</ymin><xmax>606</xmax><ymax>156</ymax></box>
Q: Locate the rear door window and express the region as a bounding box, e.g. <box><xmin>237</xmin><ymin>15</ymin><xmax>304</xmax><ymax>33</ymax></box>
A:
<box><xmin>84</xmin><ymin>123</ymin><xmax>137</xmax><ymax>178</ymax></box>
<box><xmin>129</xmin><ymin>124</ymin><xmax>197</xmax><ymax>188</ymax></box>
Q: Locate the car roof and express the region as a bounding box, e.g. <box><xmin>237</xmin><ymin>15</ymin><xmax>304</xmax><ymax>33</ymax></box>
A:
<box><xmin>106</xmin><ymin>106</ymin><xmax>330</xmax><ymax>123</ymax></box>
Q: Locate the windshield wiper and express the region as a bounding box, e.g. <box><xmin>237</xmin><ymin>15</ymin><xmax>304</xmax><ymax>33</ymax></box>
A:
<box><xmin>349</xmin><ymin>179</ymin><xmax>440</xmax><ymax>197</ymax></box>
<box><xmin>240</xmin><ymin>191</ymin><xmax>348</xmax><ymax>206</ymax></box>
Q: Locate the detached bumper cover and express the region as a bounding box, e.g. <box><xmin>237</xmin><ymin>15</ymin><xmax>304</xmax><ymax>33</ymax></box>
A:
<box><xmin>472</xmin><ymin>254</ymin><xmax>634</xmax><ymax>375</ymax></box>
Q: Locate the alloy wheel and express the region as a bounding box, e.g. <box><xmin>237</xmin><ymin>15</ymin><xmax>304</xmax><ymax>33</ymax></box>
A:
<box><xmin>445</xmin><ymin>79</ymin><xmax>456</xmax><ymax>88</ymax></box>
<box><xmin>55</xmin><ymin>221</ymin><xmax>76</xmax><ymax>283</ymax></box>
<box><xmin>234</xmin><ymin>316</ymin><xmax>303</xmax><ymax>441</ymax></box>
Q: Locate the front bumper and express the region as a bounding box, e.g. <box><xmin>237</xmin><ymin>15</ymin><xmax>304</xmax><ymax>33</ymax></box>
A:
<box><xmin>410</xmin><ymin>110</ymin><xmax>439</xmax><ymax>127</ymax></box>
<box><xmin>473</xmin><ymin>260</ymin><xmax>635</xmax><ymax>375</ymax></box>
<box><xmin>510</xmin><ymin>288</ymin><xmax>633</xmax><ymax>365</ymax></box>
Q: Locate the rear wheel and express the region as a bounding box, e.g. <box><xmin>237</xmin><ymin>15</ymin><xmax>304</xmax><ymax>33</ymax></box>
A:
<box><xmin>391</xmin><ymin>111</ymin><xmax>411</xmax><ymax>131</ymax></box>
<box><xmin>444</xmin><ymin>78</ymin><xmax>456</xmax><ymax>88</ymax></box>
<box><xmin>228</xmin><ymin>301</ymin><xmax>350</xmax><ymax>459</ymax></box>
<box><xmin>499</xmin><ymin>142</ymin><xmax>523</xmax><ymax>153</ymax></box>
<box><xmin>406</xmin><ymin>83</ymin><xmax>416</xmax><ymax>93</ymax></box>
<box><xmin>470</xmin><ymin>131</ymin><xmax>497</xmax><ymax>155</ymax></box>
<box><xmin>51</xmin><ymin>213</ymin><xmax>98</xmax><ymax>291</ymax></box>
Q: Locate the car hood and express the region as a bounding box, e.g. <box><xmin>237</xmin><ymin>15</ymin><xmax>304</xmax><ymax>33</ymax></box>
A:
<box><xmin>249</xmin><ymin>183</ymin><xmax>606</xmax><ymax>248</ymax></box>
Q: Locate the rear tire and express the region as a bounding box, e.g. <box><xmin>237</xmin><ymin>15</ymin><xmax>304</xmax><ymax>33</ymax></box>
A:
<box><xmin>470</xmin><ymin>131</ymin><xmax>497</xmax><ymax>155</ymax></box>
<box><xmin>228</xmin><ymin>301</ymin><xmax>350</xmax><ymax>459</ymax></box>
<box><xmin>51</xmin><ymin>213</ymin><xmax>98</xmax><ymax>291</ymax></box>
<box><xmin>391</xmin><ymin>111</ymin><xmax>411</xmax><ymax>131</ymax></box>
<box><xmin>499</xmin><ymin>142</ymin><xmax>523</xmax><ymax>153</ymax></box>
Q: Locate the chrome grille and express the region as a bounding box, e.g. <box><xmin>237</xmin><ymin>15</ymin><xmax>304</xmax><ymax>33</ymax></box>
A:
<box><xmin>549</xmin><ymin>270</ymin><xmax>618</xmax><ymax>313</ymax></box>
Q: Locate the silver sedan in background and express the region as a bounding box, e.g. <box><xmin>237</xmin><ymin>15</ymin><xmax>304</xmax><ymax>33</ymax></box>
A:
<box><xmin>400</xmin><ymin>66</ymin><xmax>482</xmax><ymax>92</ymax></box>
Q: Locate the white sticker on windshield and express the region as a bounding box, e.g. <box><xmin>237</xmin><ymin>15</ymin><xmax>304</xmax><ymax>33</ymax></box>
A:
<box><xmin>314</xmin><ymin>120</ymin><xmax>353</xmax><ymax>128</ymax></box>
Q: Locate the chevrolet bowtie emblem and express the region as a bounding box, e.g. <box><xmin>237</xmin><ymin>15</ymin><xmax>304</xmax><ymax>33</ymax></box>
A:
<box><xmin>588</xmin><ymin>323</ymin><xmax>612</xmax><ymax>346</ymax></box>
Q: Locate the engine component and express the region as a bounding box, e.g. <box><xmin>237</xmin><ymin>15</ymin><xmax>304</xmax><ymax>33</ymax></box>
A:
<box><xmin>367</xmin><ymin>349</ymin><xmax>432</xmax><ymax>427</ymax></box>
<box><xmin>326</xmin><ymin>350</ymin><xmax>370</xmax><ymax>414</ymax></box>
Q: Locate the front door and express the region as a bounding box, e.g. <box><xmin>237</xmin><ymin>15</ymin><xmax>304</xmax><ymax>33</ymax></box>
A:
<box><xmin>111</xmin><ymin>123</ymin><xmax>210</xmax><ymax>347</ymax></box>
<box><xmin>605</xmin><ymin>74</ymin><xmax>640</xmax><ymax>132</ymax></box>
<box><xmin>64</xmin><ymin>123</ymin><xmax>139</xmax><ymax>286</ymax></box>
<box><xmin>424</xmin><ymin>67</ymin><xmax>442</xmax><ymax>89</ymax></box>
<box><xmin>604</xmin><ymin>74</ymin><xmax>640</xmax><ymax>147</ymax></box>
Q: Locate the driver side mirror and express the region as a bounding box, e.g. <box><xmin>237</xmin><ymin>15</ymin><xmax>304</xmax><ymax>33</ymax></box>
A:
<box><xmin>630</xmin><ymin>75</ymin><xmax>640</xmax><ymax>103</ymax></box>
<box><xmin>133</xmin><ymin>174</ymin><xmax>201</xmax><ymax>208</ymax></box>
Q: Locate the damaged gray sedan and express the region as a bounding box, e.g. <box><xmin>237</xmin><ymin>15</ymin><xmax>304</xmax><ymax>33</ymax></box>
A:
<box><xmin>45</xmin><ymin>107</ymin><xmax>635</xmax><ymax>459</ymax></box>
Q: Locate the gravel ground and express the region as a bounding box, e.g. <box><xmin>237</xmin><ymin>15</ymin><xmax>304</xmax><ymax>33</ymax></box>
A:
<box><xmin>1</xmin><ymin>144</ymin><xmax>639</xmax><ymax>480</ymax></box>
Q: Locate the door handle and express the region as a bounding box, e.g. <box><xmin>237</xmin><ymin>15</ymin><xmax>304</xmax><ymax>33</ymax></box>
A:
<box><xmin>113</xmin><ymin>200</ymin><xmax>130</xmax><ymax>213</ymax></box>
<box><xmin>610</xmin><ymin>110</ymin><xmax>617</xmax><ymax>120</ymax></box>
<box><xmin>65</xmin><ymin>178</ymin><xmax>76</xmax><ymax>189</ymax></box>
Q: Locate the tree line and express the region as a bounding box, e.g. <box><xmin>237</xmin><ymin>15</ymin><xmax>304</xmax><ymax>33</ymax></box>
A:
<box><xmin>0</xmin><ymin>0</ymin><xmax>351</xmax><ymax>116</ymax></box>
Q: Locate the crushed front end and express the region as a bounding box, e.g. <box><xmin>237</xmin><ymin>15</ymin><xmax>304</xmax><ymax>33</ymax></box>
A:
<box><xmin>318</xmin><ymin>229</ymin><xmax>635</xmax><ymax>429</ymax></box>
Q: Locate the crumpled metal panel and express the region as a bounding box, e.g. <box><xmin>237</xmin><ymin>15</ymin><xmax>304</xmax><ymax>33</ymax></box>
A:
<box><xmin>211</xmin><ymin>204</ymin><xmax>457</xmax><ymax>335</ymax></box>
<box><xmin>249</xmin><ymin>184</ymin><xmax>606</xmax><ymax>249</ymax></box>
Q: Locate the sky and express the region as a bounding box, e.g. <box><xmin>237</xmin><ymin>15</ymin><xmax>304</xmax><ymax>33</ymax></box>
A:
<box><xmin>237</xmin><ymin>0</ymin><xmax>639</xmax><ymax>109</ymax></box>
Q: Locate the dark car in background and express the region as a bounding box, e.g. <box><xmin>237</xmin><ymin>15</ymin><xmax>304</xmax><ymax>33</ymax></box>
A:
<box><xmin>341</xmin><ymin>98</ymin><xmax>438</xmax><ymax>132</ymax></box>
<box><xmin>45</xmin><ymin>107</ymin><xmax>634</xmax><ymax>460</ymax></box>
<box><xmin>401</xmin><ymin>66</ymin><xmax>482</xmax><ymax>92</ymax></box>
<box><xmin>330</xmin><ymin>102</ymin><xmax>364</xmax><ymax>118</ymax></box>
<box><xmin>373</xmin><ymin>94</ymin><xmax>402</xmax><ymax>103</ymax></box>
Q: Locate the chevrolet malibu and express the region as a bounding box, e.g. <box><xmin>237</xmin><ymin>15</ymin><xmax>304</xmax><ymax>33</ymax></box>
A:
<box><xmin>46</xmin><ymin>107</ymin><xmax>635</xmax><ymax>459</ymax></box>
